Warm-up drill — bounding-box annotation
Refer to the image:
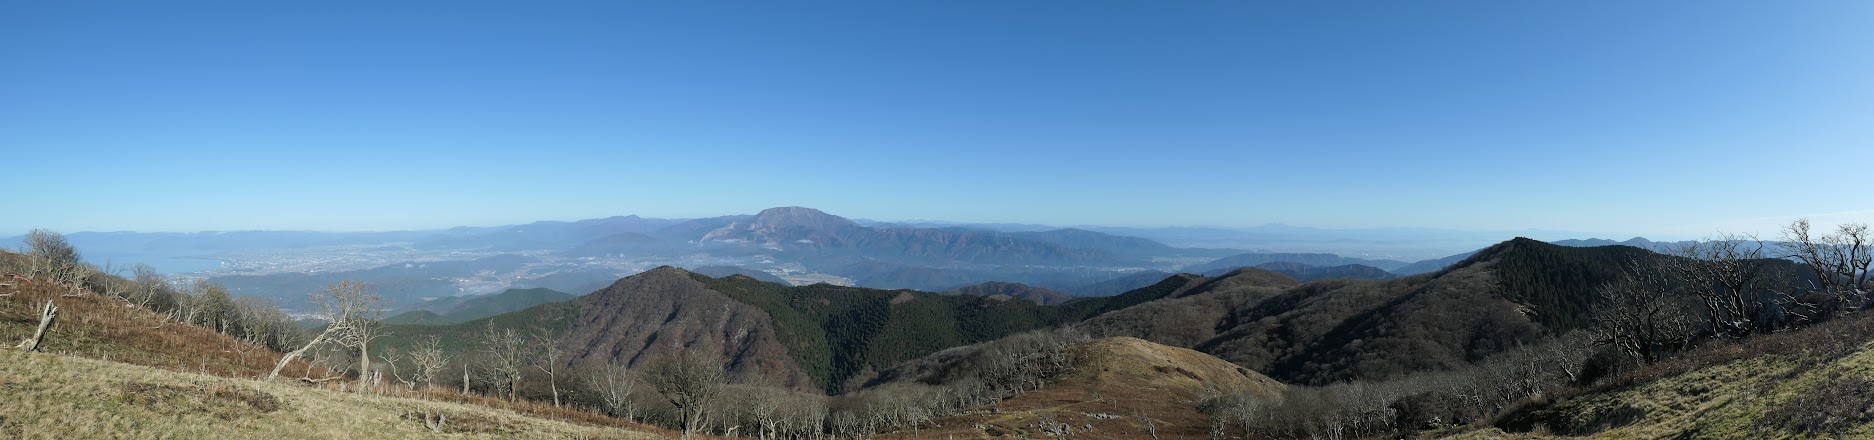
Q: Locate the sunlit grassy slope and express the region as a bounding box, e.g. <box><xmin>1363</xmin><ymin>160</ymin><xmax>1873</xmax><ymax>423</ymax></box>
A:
<box><xmin>0</xmin><ymin>348</ymin><xmax>671</xmax><ymax>439</ymax></box>
<box><xmin>885</xmin><ymin>337</ymin><xmax>1286</xmax><ymax>440</ymax></box>
<box><xmin>1458</xmin><ymin>313</ymin><xmax>1874</xmax><ymax>439</ymax></box>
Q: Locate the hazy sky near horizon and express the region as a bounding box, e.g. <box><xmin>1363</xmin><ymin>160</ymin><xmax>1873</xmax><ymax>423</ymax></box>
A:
<box><xmin>4</xmin><ymin>1</ymin><xmax>1871</xmax><ymax>238</ymax></box>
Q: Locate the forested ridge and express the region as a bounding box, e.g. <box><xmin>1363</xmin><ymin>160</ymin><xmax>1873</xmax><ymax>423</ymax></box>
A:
<box><xmin>692</xmin><ymin>271</ymin><xmax>1201</xmax><ymax>392</ymax></box>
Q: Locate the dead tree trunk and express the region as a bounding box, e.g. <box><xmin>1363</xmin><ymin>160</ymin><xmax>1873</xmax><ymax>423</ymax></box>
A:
<box><xmin>268</xmin><ymin>327</ymin><xmax>338</xmax><ymax>382</ymax></box>
<box><xmin>15</xmin><ymin>300</ymin><xmax>57</xmax><ymax>352</ymax></box>
<box><xmin>359</xmin><ymin>334</ymin><xmax>372</xmax><ymax>389</ymax></box>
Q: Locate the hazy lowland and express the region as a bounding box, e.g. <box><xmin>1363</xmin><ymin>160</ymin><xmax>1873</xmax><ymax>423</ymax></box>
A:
<box><xmin>5</xmin><ymin>211</ymin><xmax>1870</xmax><ymax>439</ymax></box>
<box><xmin>4</xmin><ymin>207</ymin><xmax>1641</xmax><ymax>313</ymax></box>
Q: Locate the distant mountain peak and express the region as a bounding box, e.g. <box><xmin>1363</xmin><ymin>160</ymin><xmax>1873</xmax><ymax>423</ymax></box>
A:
<box><xmin>620</xmin><ymin>265</ymin><xmax>697</xmax><ymax>283</ymax></box>
<box><xmin>1551</xmin><ymin>236</ymin><xmax>1659</xmax><ymax>250</ymax></box>
<box><xmin>700</xmin><ymin>207</ymin><xmax>861</xmax><ymax>245</ymax></box>
<box><xmin>750</xmin><ymin>206</ymin><xmax>857</xmax><ymax>231</ymax></box>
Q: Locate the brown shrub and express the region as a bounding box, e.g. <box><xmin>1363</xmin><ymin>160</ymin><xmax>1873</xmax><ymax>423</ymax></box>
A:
<box><xmin>208</xmin><ymin>382</ymin><xmax>284</xmax><ymax>413</ymax></box>
<box><xmin>400</xmin><ymin>409</ymin><xmax>520</xmax><ymax>434</ymax></box>
<box><xmin>119</xmin><ymin>381</ymin><xmax>283</xmax><ymax>420</ymax></box>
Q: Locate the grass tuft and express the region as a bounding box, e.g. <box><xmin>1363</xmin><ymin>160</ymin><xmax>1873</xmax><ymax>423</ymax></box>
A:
<box><xmin>118</xmin><ymin>381</ymin><xmax>283</xmax><ymax>421</ymax></box>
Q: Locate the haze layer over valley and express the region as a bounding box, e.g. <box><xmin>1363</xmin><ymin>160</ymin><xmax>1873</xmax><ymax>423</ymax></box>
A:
<box><xmin>16</xmin><ymin>206</ymin><xmax>1634</xmax><ymax>312</ymax></box>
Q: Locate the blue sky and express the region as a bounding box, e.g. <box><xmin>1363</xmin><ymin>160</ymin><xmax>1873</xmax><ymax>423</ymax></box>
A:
<box><xmin>3</xmin><ymin>1</ymin><xmax>1870</xmax><ymax>239</ymax></box>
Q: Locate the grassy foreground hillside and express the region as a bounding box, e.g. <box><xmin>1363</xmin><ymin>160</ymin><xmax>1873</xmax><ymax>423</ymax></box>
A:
<box><xmin>1479</xmin><ymin>312</ymin><xmax>1874</xmax><ymax>439</ymax></box>
<box><xmin>0</xmin><ymin>349</ymin><xmax>670</xmax><ymax>439</ymax></box>
<box><xmin>0</xmin><ymin>272</ymin><xmax>318</xmax><ymax>379</ymax></box>
<box><xmin>0</xmin><ymin>249</ymin><xmax>676</xmax><ymax>439</ymax></box>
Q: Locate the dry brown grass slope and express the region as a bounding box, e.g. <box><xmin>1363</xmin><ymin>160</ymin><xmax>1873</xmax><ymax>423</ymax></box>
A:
<box><xmin>0</xmin><ymin>348</ymin><xmax>673</xmax><ymax>439</ymax></box>
<box><xmin>886</xmin><ymin>337</ymin><xmax>1285</xmax><ymax>440</ymax></box>
<box><xmin>0</xmin><ymin>277</ymin><xmax>322</xmax><ymax>379</ymax></box>
<box><xmin>0</xmin><ymin>260</ymin><xmax>686</xmax><ymax>439</ymax></box>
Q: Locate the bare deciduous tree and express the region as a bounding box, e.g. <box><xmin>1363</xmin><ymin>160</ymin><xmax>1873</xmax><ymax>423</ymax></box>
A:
<box><xmin>60</xmin><ymin>263</ymin><xmax>95</xmax><ymax>296</ymax></box>
<box><xmin>529</xmin><ymin>328</ymin><xmax>564</xmax><ymax>407</ymax></box>
<box><xmin>382</xmin><ymin>350</ymin><xmax>412</xmax><ymax>388</ymax></box>
<box><xmin>586</xmin><ymin>364</ymin><xmax>643</xmax><ymax>420</ymax></box>
<box><xmin>408</xmin><ymin>335</ymin><xmax>450</xmax><ymax>389</ymax></box>
<box><xmin>1545</xmin><ymin>331</ymin><xmax>1595</xmax><ymax>384</ymax></box>
<box><xmin>1783</xmin><ymin>219</ymin><xmax>1873</xmax><ymax>313</ymax></box>
<box><xmin>129</xmin><ymin>263</ymin><xmax>174</xmax><ymax>311</ymax></box>
<box><xmin>268</xmin><ymin>280</ymin><xmax>382</xmax><ymax>382</ymax></box>
<box><xmin>23</xmin><ymin>229</ymin><xmax>81</xmax><ymax>288</ymax></box>
<box><xmin>777</xmin><ymin>393</ymin><xmax>827</xmax><ymax>440</ymax></box>
<box><xmin>92</xmin><ymin>262</ymin><xmax>132</xmax><ymax>302</ymax></box>
<box><xmin>193</xmin><ymin>280</ymin><xmax>237</xmax><ymax>333</ymax></box>
<box><xmin>1666</xmin><ymin>233</ymin><xmax>1795</xmax><ymax>337</ymax></box>
<box><xmin>742</xmin><ymin>386</ymin><xmax>786</xmax><ymax>440</ymax></box>
<box><xmin>1589</xmin><ymin>266</ymin><xmax>1698</xmax><ymax>364</ymax></box>
<box><xmin>232</xmin><ymin>295</ymin><xmax>296</xmax><ymax>352</ymax></box>
<box><xmin>1136</xmin><ymin>407</ymin><xmax>1161</xmax><ymax>440</ymax></box>
<box><xmin>342</xmin><ymin>309</ymin><xmax>389</xmax><ymax>388</ymax></box>
<box><xmin>480</xmin><ymin>324</ymin><xmax>528</xmax><ymax>401</ymax></box>
<box><xmin>648</xmin><ymin>348</ymin><xmax>726</xmax><ymax>437</ymax></box>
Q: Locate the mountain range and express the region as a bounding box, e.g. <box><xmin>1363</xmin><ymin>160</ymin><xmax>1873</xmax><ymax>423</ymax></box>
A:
<box><xmin>379</xmin><ymin>265</ymin><xmax>1217</xmax><ymax>393</ymax></box>
<box><xmin>1183</xmin><ymin>251</ymin><xmax>1412</xmax><ymax>273</ymax></box>
<box><xmin>374</xmin><ymin>236</ymin><xmax>1664</xmax><ymax>395</ymax></box>
<box><xmin>11</xmin><ymin>207</ymin><xmax>1689</xmax><ymax>315</ymax></box>
<box><xmin>16</xmin><ymin>232</ymin><xmax>1827</xmax><ymax>439</ymax></box>
<box><xmin>1214</xmin><ymin>262</ymin><xmax>1398</xmax><ymax>282</ymax></box>
<box><xmin>10</xmin><ymin>207</ymin><xmax>1629</xmax><ymax>271</ymax></box>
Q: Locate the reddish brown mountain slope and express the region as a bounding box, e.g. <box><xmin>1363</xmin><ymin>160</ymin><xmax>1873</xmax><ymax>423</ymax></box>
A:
<box><xmin>556</xmin><ymin>266</ymin><xmax>816</xmax><ymax>390</ymax></box>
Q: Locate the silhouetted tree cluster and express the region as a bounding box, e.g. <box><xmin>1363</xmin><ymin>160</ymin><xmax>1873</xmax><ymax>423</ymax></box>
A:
<box><xmin>1582</xmin><ymin>220</ymin><xmax>1872</xmax><ymax>368</ymax></box>
<box><xmin>710</xmin><ymin>384</ymin><xmax>827</xmax><ymax>439</ymax></box>
<box><xmin>1664</xmin><ymin>234</ymin><xmax>1797</xmax><ymax>338</ymax></box>
<box><xmin>1783</xmin><ymin>219</ymin><xmax>1872</xmax><ymax>314</ymax></box>
<box><xmin>1588</xmin><ymin>261</ymin><xmax>1700</xmax><ymax>364</ymax></box>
